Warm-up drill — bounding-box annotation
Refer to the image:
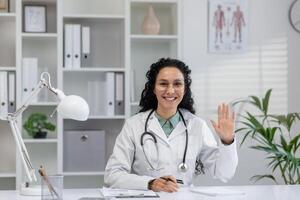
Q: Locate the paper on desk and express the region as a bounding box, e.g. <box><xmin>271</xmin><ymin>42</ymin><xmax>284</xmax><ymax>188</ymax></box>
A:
<box><xmin>100</xmin><ymin>187</ymin><xmax>159</xmax><ymax>198</ymax></box>
<box><xmin>190</xmin><ymin>187</ymin><xmax>246</xmax><ymax>197</ymax></box>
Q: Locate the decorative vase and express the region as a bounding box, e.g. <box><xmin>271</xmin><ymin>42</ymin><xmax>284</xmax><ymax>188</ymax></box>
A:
<box><xmin>142</xmin><ymin>5</ymin><xmax>160</xmax><ymax>35</ymax></box>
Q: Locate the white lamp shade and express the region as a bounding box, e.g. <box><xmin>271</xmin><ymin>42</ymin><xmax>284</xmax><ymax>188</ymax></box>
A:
<box><xmin>57</xmin><ymin>95</ymin><xmax>89</xmax><ymax>121</ymax></box>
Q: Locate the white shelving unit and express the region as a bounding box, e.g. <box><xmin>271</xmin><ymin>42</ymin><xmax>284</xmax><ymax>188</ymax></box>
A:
<box><xmin>63</xmin><ymin>68</ymin><xmax>126</xmax><ymax>72</ymax></box>
<box><xmin>0</xmin><ymin>0</ymin><xmax>17</xmax><ymax>190</ymax></box>
<box><xmin>0</xmin><ymin>13</ymin><xmax>16</xmax><ymax>18</ymax></box>
<box><xmin>60</xmin><ymin>0</ymin><xmax>126</xmax><ymax>188</ymax></box>
<box><xmin>23</xmin><ymin>139</ymin><xmax>58</xmax><ymax>143</ymax></box>
<box><xmin>128</xmin><ymin>0</ymin><xmax>181</xmax><ymax>115</ymax></box>
<box><xmin>0</xmin><ymin>0</ymin><xmax>181</xmax><ymax>189</ymax></box>
<box><xmin>21</xmin><ymin>33</ymin><xmax>58</xmax><ymax>38</ymax></box>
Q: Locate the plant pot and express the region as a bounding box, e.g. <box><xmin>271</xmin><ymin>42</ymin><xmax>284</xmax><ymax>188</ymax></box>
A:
<box><xmin>34</xmin><ymin>131</ymin><xmax>47</xmax><ymax>139</ymax></box>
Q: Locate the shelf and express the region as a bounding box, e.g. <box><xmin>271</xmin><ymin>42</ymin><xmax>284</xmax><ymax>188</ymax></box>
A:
<box><xmin>63</xmin><ymin>67</ymin><xmax>125</xmax><ymax>72</ymax></box>
<box><xmin>63</xmin><ymin>171</ymin><xmax>105</xmax><ymax>176</ymax></box>
<box><xmin>88</xmin><ymin>115</ymin><xmax>126</xmax><ymax>119</ymax></box>
<box><xmin>23</xmin><ymin>139</ymin><xmax>58</xmax><ymax>143</ymax></box>
<box><xmin>28</xmin><ymin>102</ymin><xmax>58</xmax><ymax>106</ymax></box>
<box><xmin>131</xmin><ymin>0</ymin><xmax>178</xmax><ymax>3</ymax></box>
<box><xmin>131</xmin><ymin>34</ymin><xmax>178</xmax><ymax>41</ymax></box>
<box><xmin>22</xmin><ymin>33</ymin><xmax>58</xmax><ymax>38</ymax></box>
<box><xmin>0</xmin><ymin>13</ymin><xmax>16</xmax><ymax>19</ymax></box>
<box><xmin>0</xmin><ymin>173</ymin><xmax>16</xmax><ymax>178</ymax></box>
<box><xmin>63</xmin><ymin>14</ymin><xmax>125</xmax><ymax>20</ymax></box>
<box><xmin>130</xmin><ymin>102</ymin><xmax>140</xmax><ymax>106</ymax></box>
<box><xmin>22</xmin><ymin>0</ymin><xmax>57</xmax><ymax>4</ymax></box>
<box><xmin>0</xmin><ymin>67</ymin><xmax>16</xmax><ymax>71</ymax></box>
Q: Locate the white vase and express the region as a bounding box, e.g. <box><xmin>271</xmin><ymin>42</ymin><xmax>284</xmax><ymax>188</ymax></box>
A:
<box><xmin>142</xmin><ymin>5</ymin><xmax>160</xmax><ymax>35</ymax></box>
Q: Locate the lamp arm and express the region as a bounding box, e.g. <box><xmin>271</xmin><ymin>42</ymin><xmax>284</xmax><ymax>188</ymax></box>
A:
<box><xmin>11</xmin><ymin>72</ymin><xmax>59</xmax><ymax>119</ymax></box>
<box><xmin>9</xmin><ymin>119</ymin><xmax>37</xmax><ymax>182</ymax></box>
<box><xmin>10</xmin><ymin>80</ymin><xmax>45</xmax><ymax>119</ymax></box>
<box><xmin>3</xmin><ymin>72</ymin><xmax>56</xmax><ymax>183</ymax></box>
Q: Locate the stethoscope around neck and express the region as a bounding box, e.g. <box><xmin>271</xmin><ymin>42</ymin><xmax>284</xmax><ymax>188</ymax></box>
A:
<box><xmin>140</xmin><ymin>109</ymin><xmax>189</xmax><ymax>173</ymax></box>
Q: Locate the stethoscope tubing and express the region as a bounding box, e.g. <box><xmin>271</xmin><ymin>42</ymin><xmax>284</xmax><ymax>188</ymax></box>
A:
<box><xmin>140</xmin><ymin>109</ymin><xmax>188</xmax><ymax>172</ymax></box>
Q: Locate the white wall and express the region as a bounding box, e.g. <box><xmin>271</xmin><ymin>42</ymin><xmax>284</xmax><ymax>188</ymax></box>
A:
<box><xmin>182</xmin><ymin>0</ymin><xmax>300</xmax><ymax>185</ymax></box>
<box><xmin>287</xmin><ymin>1</ymin><xmax>300</xmax><ymax>114</ymax></box>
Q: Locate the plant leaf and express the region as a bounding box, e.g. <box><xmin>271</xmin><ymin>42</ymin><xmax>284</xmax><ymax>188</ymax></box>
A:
<box><xmin>250</xmin><ymin>174</ymin><xmax>278</xmax><ymax>184</ymax></box>
<box><xmin>262</xmin><ymin>89</ymin><xmax>272</xmax><ymax>115</ymax></box>
<box><xmin>249</xmin><ymin>95</ymin><xmax>262</xmax><ymax>111</ymax></box>
<box><xmin>239</xmin><ymin>130</ymin><xmax>253</xmax><ymax>147</ymax></box>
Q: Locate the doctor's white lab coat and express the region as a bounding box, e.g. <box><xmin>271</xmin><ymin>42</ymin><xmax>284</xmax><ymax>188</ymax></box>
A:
<box><xmin>104</xmin><ymin>109</ymin><xmax>238</xmax><ymax>190</ymax></box>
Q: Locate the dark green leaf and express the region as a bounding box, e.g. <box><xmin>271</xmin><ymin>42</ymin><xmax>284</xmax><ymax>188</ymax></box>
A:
<box><xmin>250</xmin><ymin>174</ymin><xmax>278</xmax><ymax>184</ymax></box>
<box><xmin>240</xmin><ymin>130</ymin><xmax>253</xmax><ymax>147</ymax></box>
<box><xmin>249</xmin><ymin>95</ymin><xmax>262</xmax><ymax>110</ymax></box>
<box><xmin>262</xmin><ymin>89</ymin><xmax>272</xmax><ymax>115</ymax></box>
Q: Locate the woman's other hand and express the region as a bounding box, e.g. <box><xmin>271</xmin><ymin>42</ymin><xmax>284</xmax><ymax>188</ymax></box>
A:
<box><xmin>211</xmin><ymin>103</ymin><xmax>235</xmax><ymax>144</ymax></box>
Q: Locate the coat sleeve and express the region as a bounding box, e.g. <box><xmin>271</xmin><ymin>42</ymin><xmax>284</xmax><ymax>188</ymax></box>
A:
<box><xmin>104</xmin><ymin>120</ymin><xmax>153</xmax><ymax>190</ymax></box>
<box><xmin>198</xmin><ymin>121</ymin><xmax>238</xmax><ymax>182</ymax></box>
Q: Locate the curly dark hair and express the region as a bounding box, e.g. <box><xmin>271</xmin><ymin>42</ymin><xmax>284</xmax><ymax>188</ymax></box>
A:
<box><xmin>139</xmin><ymin>58</ymin><xmax>195</xmax><ymax>114</ymax></box>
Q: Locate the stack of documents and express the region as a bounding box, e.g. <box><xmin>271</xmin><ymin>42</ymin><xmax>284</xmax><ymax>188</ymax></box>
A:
<box><xmin>100</xmin><ymin>187</ymin><xmax>159</xmax><ymax>198</ymax></box>
<box><xmin>190</xmin><ymin>187</ymin><xmax>246</xmax><ymax>196</ymax></box>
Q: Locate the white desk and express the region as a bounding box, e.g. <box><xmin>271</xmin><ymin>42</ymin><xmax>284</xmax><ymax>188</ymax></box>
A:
<box><xmin>0</xmin><ymin>185</ymin><xmax>299</xmax><ymax>200</ymax></box>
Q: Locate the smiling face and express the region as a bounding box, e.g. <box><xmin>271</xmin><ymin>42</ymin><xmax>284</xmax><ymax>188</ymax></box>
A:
<box><xmin>154</xmin><ymin>67</ymin><xmax>185</xmax><ymax>117</ymax></box>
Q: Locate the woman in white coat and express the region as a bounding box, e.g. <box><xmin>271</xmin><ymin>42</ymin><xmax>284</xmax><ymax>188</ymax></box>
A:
<box><xmin>104</xmin><ymin>58</ymin><xmax>238</xmax><ymax>192</ymax></box>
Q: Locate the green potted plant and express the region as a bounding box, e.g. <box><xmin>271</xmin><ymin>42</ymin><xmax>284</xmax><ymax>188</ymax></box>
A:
<box><xmin>23</xmin><ymin>113</ymin><xmax>56</xmax><ymax>138</ymax></box>
<box><xmin>235</xmin><ymin>89</ymin><xmax>300</xmax><ymax>184</ymax></box>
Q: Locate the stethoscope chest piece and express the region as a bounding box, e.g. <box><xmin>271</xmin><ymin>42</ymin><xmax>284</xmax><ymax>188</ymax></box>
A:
<box><xmin>178</xmin><ymin>162</ymin><xmax>188</xmax><ymax>173</ymax></box>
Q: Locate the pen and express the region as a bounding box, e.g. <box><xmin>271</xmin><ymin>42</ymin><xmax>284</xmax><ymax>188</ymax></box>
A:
<box><xmin>38</xmin><ymin>166</ymin><xmax>62</xmax><ymax>200</ymax></box>
<box><xmin>115</xmin><ymin>192</ymin><xmax>159</xmax><ymax>198</ymax></box>
<box><xmin>160</xmin><ymin>177</ymin><xmax>184</xmax><ymax>184</ymax></box>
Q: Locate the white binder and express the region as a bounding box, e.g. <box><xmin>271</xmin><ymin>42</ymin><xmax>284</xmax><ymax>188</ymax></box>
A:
<box><xmin>82</xmin><ymin>26</ymin><xmax>90</xmax><ymax>55</ymax></box>
<box><xmin>88</xmin><ymin>80</ymin><xmax>106</xmax><ymax>116</ymax></box>
<box><xmin>8</xmin><ymin>72</ymin><xmax>16</xmax><ymax>113</ymax></box>
<box><xmin>82</xmin><ymin>26</ymin><xmax>90</xmax><ymax>67</ymax></box>
<box><xmin>64</xmin><ymin>24</ymin><xmax>73</xmax><ymax>69</ymax></box>
<box><xmin>73</xmin><ymin>24</ymin><xmax>81</xmax><ymax>69</ymax></box>
<box><xmin>115</xmin><ymin>73</ymin><xmax>124</xmax><ymax>115</ymax></box>
<box><xmin>106</xmin><ymin>72</ymin><xmax>115</xmax><ymax>116</ymax></box>
<box><xmin>22</xmin><ymin>58</ymin><xmax>38</xmax><ymax>103</ymax></box>
<box><xmin>130</xmin><ymin>69</ymin><xmax>135</xmax><ymax>102</ymax></box>
<box><xmin>0</xmin><ymin>71</ymin><xmax>8</xmax><ymax>116</ymax></box>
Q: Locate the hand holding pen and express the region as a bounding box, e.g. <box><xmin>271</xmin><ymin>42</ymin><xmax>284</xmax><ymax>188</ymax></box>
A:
<box><xmin>160</xmin><ymin>177</ymin><xmax>184</xmax><ymax>185</ymax></box>
<box><xmin>149</xmin><ymin>175</ymin><xmax>181</xmax><ymax>193</ymax></box>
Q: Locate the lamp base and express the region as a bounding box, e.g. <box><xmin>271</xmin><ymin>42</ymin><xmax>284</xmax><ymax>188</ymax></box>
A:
<box><xmin>20</xmin><ymin>184</ymin><xmax>41</xmax><ymax>196</ymax></box>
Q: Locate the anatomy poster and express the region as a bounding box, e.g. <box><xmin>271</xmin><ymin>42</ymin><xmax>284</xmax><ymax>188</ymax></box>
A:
<box><xmin>208</xmin><ymin>0</ymin><xmax>248</xmax><ymax>53</ymax></box>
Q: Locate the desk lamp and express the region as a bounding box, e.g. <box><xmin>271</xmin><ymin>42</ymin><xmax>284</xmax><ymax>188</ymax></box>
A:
<box><xmin>0</xmin><ymin>72</ymin><xmax>89</xmax><ymax>194</ymax></box>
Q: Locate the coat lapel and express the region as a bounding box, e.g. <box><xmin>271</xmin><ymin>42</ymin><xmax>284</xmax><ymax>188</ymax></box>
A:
<box><xmin>168</xmin><ymin>109</ymin><xmax>193</xmax><ymax>141</ymax></box>
<box><xmin>168</xmin><ymin>121</ymin><xmax>186</xmax><ymax>141</ymax></box>
<box><xmin>147</xmin><ymin>115</ymin><xmax>169</xmax><ymax>143</ymax></box>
